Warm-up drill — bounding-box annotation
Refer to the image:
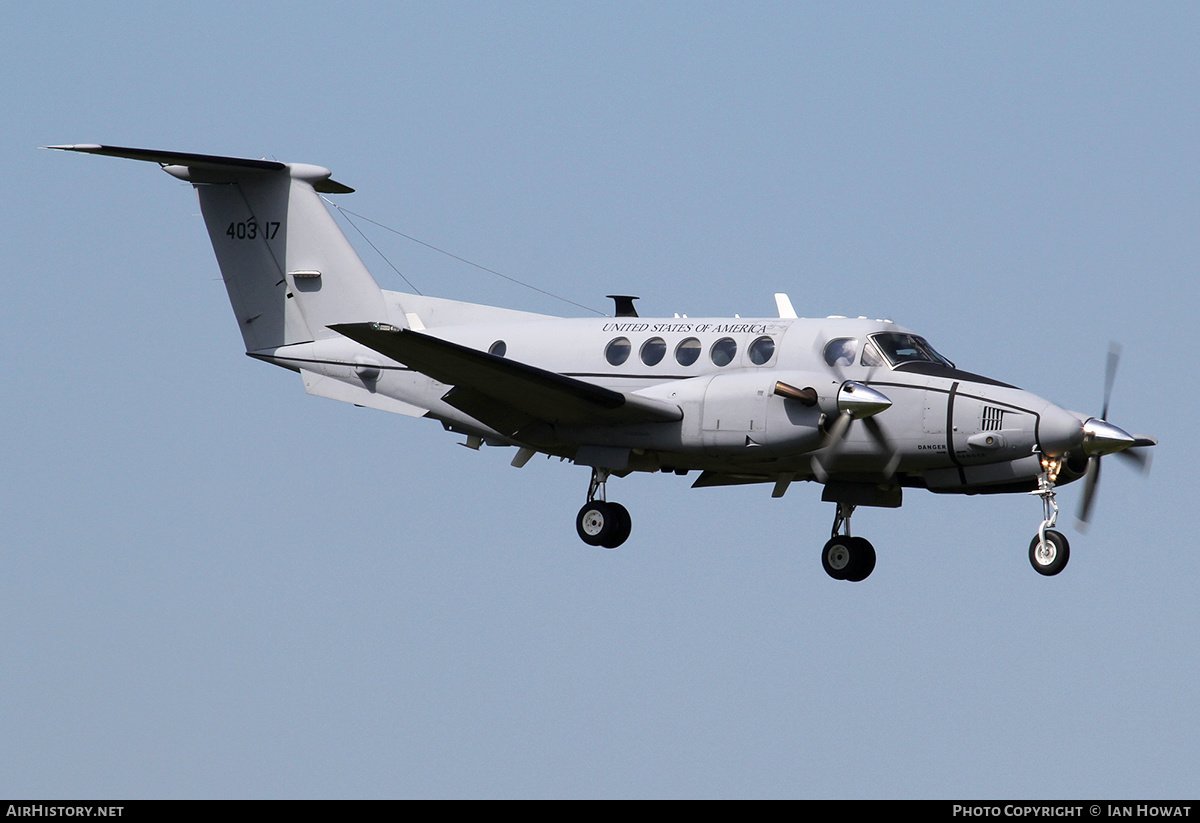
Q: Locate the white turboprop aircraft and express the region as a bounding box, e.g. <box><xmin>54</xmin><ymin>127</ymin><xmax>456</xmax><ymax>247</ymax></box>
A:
<box><xmin>51</xmin><ymin>144</ymin><xmax>1155</xmax><ymax>581</ymax></box>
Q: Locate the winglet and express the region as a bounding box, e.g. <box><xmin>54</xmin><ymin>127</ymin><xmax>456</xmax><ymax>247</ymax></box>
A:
<box><xmin>775</xmin><ymin>293</ymin><xmax>798</xmax><ymax>319</ymax></box>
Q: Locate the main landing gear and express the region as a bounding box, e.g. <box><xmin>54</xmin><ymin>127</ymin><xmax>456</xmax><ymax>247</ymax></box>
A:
<box><xmin>1028</xmin><ymin>454</ymin><xmax>1070</xmax><ymax>576</ymax></box>
<box><xmin>822</xmin><ymin>502</ymin><xmax>876</xmax><ymax>582</ymax></box>
<box><xmin>576</xmin><ymin>468</ymin><xmax>632</xmax><ymax>549</ymax></box>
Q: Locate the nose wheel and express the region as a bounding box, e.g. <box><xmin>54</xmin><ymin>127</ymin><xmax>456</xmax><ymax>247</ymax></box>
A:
<box><xmin>1029</xmin><ymin>455</ymin><xmax>1071</xmax><ymax>576</ymax></box>
<box><xmin>1029</xmin><ymin>529</ymin><xmax>1070</xmax><ymax>576</ymax></box>
<box><xmin>822</xmin><ymin>503</ymin><xmax>876</xmax><ymax>581</ymax></box>
<box><xmin>576</xmin><ymin>468</ymin><xmax>632</xmax><ymax>549</ymax></box>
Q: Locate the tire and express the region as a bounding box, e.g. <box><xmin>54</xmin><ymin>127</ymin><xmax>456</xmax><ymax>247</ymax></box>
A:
<box><xmin>822</xmin><ymin>537</ymin><xmax>853</xmax><ymax>580</ymax></box>
<box><xmin>1029</xmin><ymin>530</ymin><xmax>1070</xmax><ymax>576</ymax></box>
<box><xmin>844</xmin><ymin>537</ymin><xmax>876</xmax><ymax>582</ymax></box>
<box><xmin>599</xmin><ymin>502</ymin><xmax>631</xmax><ymax>549</ymax></box>
<box><xmin>577</xmin><ymin>501</ymin><xmax>616</xmax><ymax>547</ymax></box>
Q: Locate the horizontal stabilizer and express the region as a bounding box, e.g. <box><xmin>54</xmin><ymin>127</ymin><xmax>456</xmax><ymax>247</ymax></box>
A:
<box><xmin>45</xmin><ymin>144</ymin><xmax>353</xmax><ymax>192</ymax></box>
<box><xmin>47</xmin><ymin>143</ymin><xmax>284</xmax><ymax>170</ymax></box>
<box><xmin>300</xmin><ymin>369</ymin><xmax>427</xmax><ymax>418</ymax></box>
<box><xmin>331</xmin><ymin>323</ymin><xmax>683</xmax><ymax>430</ymax></box>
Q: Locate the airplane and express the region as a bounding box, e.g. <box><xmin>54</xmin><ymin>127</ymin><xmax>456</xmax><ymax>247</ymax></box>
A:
<box><xmin>49</xmin><ymin>144</ymin><xmax>1156</xmax><ymax>581</ymax></box>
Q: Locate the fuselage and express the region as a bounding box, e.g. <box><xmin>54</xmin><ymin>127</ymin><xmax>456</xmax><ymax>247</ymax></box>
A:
<box><xmin>262</xmin><ymin>302</ymin><xmax>1087</xmax><ymax>496</ymax></box>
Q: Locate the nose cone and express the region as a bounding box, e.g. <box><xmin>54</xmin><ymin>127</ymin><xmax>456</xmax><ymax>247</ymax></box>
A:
<box><xmin>837</xmin><ymin>381</ymin><xmax>892</xmax><ymax>419</ymax></box>
<box><xmin>1036</xmin><ymin>403</ymin><xmax>1085</xmax><ymax>456</ymax></box>
<box><xmin>1082</xmin><ymin>417</ymin><xmax>1136</xmax><ymax>456</ymax></box>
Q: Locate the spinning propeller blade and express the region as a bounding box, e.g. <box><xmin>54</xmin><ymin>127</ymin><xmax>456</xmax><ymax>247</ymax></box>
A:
<box><xmin>1076</xmin><ymin>343</ymin><xmax>1153</xmax><ymax>528</ymax></box>
<box><xmin>1102</xmin><ymin>342</ymin><xmax>1120</xmax><ymax>421</ymax></box>
<box><xmin>1078</xmin><ymin>456</ymin><xmax>1102</xmax><ymax>526</ymax></box>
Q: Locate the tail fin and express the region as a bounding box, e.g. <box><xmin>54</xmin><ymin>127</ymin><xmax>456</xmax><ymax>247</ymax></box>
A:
<box><xmin>49</xmin><ymin>144</ymin><xmax>387</xmax><ymax>352</ymax></box>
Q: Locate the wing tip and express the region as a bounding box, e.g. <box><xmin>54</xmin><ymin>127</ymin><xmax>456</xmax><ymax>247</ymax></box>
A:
<box><xmin>43</xmin><ymin>143</ymin><xmax>103</xmax><ymax>152</ymax></box>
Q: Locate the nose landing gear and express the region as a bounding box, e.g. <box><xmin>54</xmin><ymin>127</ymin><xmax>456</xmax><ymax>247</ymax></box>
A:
<box><xmin>576</xmin><ymin>468</ymin><xmax>632</xmax><ymax>549</ymax></box>
<box><xmin>822</xmin><ymin>502</ymin><xmax>876</xmax><ymax>582</ymax></box>
<box><xmin>1029</xmin><ymin>454</ymin><xmax>1070</xmax><ymax>576</ymax></box>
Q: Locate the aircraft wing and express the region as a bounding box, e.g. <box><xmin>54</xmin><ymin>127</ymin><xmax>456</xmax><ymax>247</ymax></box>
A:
<box><xmin>331</xmin><ymin>323</ymin><xmax>682</xmax><ymax>435</ymax></box>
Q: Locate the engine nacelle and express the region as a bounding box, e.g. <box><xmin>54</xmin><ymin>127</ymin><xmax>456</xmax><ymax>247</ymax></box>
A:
<box><xmin>620</xmin><ymin>369</ymin><xmax>839</xmax><ymax>455</ymax></box>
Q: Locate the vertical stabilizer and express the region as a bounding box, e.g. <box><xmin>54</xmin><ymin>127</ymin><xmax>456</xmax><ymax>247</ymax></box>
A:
<box><xmin>48</xmin><ymin>145</ymin><xmax>389</xmax><ymax>352</ymax></box>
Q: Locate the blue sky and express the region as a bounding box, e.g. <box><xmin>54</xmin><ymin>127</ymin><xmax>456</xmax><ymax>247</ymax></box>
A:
<box><xmin>3</xmin><ymin>2</ymin><xmax>1196</xmax><ymax>798</ymax></box>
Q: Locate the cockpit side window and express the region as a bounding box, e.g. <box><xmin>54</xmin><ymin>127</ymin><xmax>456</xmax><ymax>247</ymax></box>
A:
<box><xmin>869</xmin><ymin>332</ymin><xmax>954</xmax><ymax>368</ymax></box>
<box><xmin>860</xmin><ymin>339</ymin><xmax>884</xmax><ymax>368</ymax></box>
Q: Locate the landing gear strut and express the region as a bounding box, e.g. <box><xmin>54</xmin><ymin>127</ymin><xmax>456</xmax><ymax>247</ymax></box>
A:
<box><xmin>822</xmin><ymin>502</ymin><xmax>876</xmax><ymax>582</ymax></box>
<box><xmin>1028</xmin><ymin>455</ymin><xmax>1070</xmax><ymax>575</ymax></box>
<box><xmin>576</xmin><ymin>468</ymin><xmax>631</xmax><ymax>549</ymax></box>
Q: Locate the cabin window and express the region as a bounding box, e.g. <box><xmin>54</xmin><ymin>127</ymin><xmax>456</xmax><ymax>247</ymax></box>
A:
<box><xmin>640</xmin><ymin>337</ymin><xmax>666</xmax><ymax>366</ymax></box>
<box><xmin>748</xmin><ymin>336</ymin><xmax>775</xmax><ymax>365</ymax></box>
<box><xmin>710</xmin><ymin>337</ymin><xmax>738</xmax><ymax>367</ymax></box>
<box><xmin>675</xmin><ymin>337</ymin><xmax>701</xmax><ymax>366</ymax></box>
<box><xmin>605</xmin><ymin>337</ymin><xmax>631</xmax><ymax>366</ymax></box>
<box><xmin>488</xmin><ymin>340</ymin><xmax>506</xmax><ymax>357</ymax></box>
<box><xmin>823</xmin><ymin>338</ymin><xmax>858</xmax><ymax>367</ymax></box>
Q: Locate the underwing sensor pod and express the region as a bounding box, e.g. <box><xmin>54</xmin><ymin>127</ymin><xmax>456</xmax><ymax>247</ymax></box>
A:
<box><xmin>51</xmin><ymin>144</ymin><xmax>1156</xmax><ymax>581</ymax></box>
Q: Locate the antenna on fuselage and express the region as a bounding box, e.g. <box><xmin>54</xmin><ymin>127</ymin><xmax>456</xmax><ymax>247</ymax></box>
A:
<box><xmin>775</xmin><ymin>293</ymin><xmax>798</xmax><ymax>319</ymax></box>
<box><xmin>607</xmin><ymin>295</ymin><xmax>640</xmax><ymax>317</ymax></box>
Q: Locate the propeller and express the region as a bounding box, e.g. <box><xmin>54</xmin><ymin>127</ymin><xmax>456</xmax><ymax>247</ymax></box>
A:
<box><xmin>1076</xmin><ymin>342</ymin><xmax>1155</xmax><ymax>527</ymax></box>
<box><xmin>807</xmin><ymin>333</ymin><xmax>897</xmax><ymax>480</ymax></box>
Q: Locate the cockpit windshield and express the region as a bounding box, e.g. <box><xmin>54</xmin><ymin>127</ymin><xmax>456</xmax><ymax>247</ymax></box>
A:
<box><xmin>867</xmin><ymin>332</ymin><xmax>955</xmax><ymax>369</ymax></box>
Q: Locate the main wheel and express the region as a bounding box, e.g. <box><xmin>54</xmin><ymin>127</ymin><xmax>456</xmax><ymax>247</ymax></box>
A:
<box><xmin>844</xmin><ymin>537</ymin><xmax>876</xmax><ymax>582</ymax></box>
<box><xmin>822</xmin><ymin>536</ymin><xmax>876</xmax><ymax>581</ymax></box>
<box><xmin>577</xmin><ymin>501</ymin><xmax>614</xmax><ymax>546</ymax></box>
<box><xmin>822</xmin><ymin>537</ymin><xmax>853</xmax><ymax>580</ymax></box>
<box><xmin>577</xmin><ymin>501</ymin><xmax>632</xmax><ymax>548</ymax></box>
<box><xmin>599</xmin><ymin>502</ymin><xmax>632</xmax><ymax>549</ymax></box>
<box><xmin>1028</xmin><ymin>529</ymin><xmax>1070</xmax><ymax>576</ymax></box>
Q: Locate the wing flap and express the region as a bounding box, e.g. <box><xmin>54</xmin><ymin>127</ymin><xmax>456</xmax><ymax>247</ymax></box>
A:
<box><xmin>330</xmin><ymin>323</ymin><xmax>682</xmax><ymax>428</ymax></box>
